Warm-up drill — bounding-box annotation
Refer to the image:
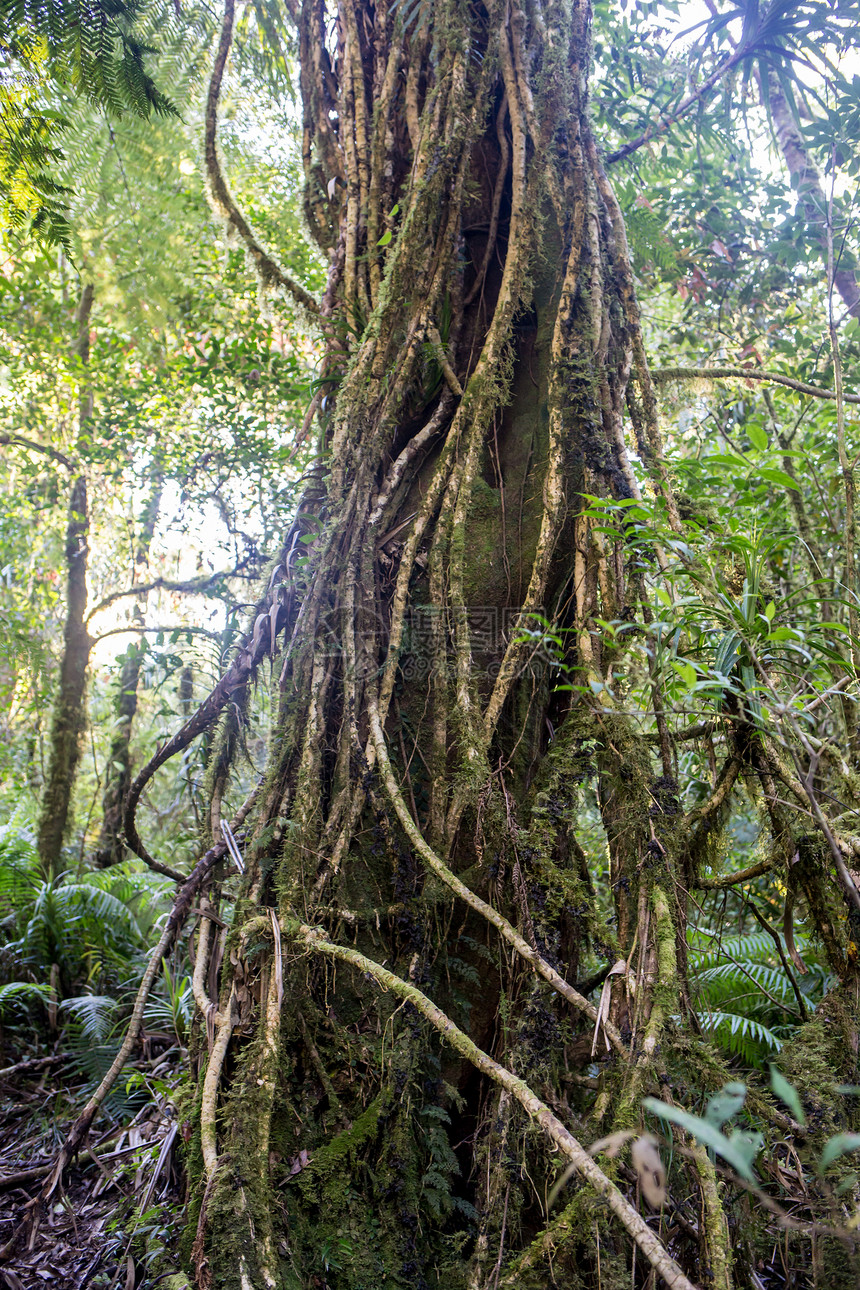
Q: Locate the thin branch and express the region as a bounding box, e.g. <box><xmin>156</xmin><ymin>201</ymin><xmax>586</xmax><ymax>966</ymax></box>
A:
<box><xmin>92</xmin><ymin>624</ymin><xmax>225</xmax><ymax>645</ymax></box>
<box><xmin>205</xmin><ymin>0</ymin><xmax>320</xmax><ymax>315</ymax></box>
<box><xmin>86</xmin><ymin>569</ymin><xmax>251</xmax><ymax>625</ymax></box>
<box><xmin>606</xmin><ymin>50</ymin><xmax>745</xmax><ymax>166</ymax></box>
<box><xmin>0</xmin><ymin>432</ymin><xmax>75</xmax><ymax>469</ymax></box>
<box><xmin>652</xmin><ymin>365</ymin><xmax>860</xmax><ymax>405</ymax></box>
<box><xmin>698</xmin><ymin>857</ymin><xmax>775</xmax><ymax>890</ymax></box>
<box><xmin>745</xmin><ymin>900</ymin><xmax>808</xmax><ymax>1022</ymax></box>
<box><xmin>122</xmin><ymin>593</ymin><xmax>282</xmax><ymax>872</ymax></box>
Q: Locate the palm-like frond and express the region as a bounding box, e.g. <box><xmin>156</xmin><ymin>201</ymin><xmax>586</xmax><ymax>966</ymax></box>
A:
<box><xmin>689</xmin><ymin>924</ymin><xmax>830</xmax><ymax>1067</ymax></box>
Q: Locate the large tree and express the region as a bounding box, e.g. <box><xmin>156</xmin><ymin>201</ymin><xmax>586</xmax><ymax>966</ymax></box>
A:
<box><xmin>38</xmin><ymin>0</ymin><xmax>860</xmax><ymax>1287</ymax></box>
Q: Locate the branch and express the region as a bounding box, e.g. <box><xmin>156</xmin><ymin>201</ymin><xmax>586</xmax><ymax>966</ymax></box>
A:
<box><xmin>86</xmin><ymin>569</ymin><xmax>249</xmax><ymax>624</ymax></box>
<box><xmin>92</xmin><ymin>624</ymin><xmax>225</xmax><ymax>645</ymax></box>
<box><xmin>652</xmin><ymin>365</ymin><xmax>860</xmax><ymax>405</ymax></box>
<box><xmin>205</xmin><ymin>0</ymin><xmax>320</xmax><ymax>316</ymax></box>
<box><xmin>284</xmin><ymin>918</ymin><xmax>697</xmax><ymax>1290</ymax></box>
<box><xmin>606</xmin><ymin>50</ymin><xmax>744</xmax><ymax>166</ymax></box>
<box><xmin>697</xmin><ymin>857</ymin><xmax>775</xmax><ymax>890</ymax></box>
<box><xmin>123</xmin><ymin>598</ymin><xmax>284</xmax><ymax>872</ymax></box>
<box><xmin>746</xmin><ymin>900</ymin><xmax>808</xmax><ymax>1022</ymax></box>
<box><xmin>367</xmin><ymin>696</ymin><xmax>628</xmax><ymax>1056</ymax></box>
<box><xmin>0</xmin><ymin>433</ymin><xmax>75</xmax><ymax>470</ymax></box>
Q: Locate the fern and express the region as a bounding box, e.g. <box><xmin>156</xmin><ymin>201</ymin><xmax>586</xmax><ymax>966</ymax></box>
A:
<box><xmin>688</xmin><ymin>924</ymin><xmax>830</xmax><ymax>1068</ymax></box>
<box><xmin>0</xmin><ymin>980</ymin><xmax>52</xmax><ymax>1016</ymax></box>
<box><xmin>0</xmin><ymin>0</ymin><xmax>182</xmax><ymax>243</ymax></box>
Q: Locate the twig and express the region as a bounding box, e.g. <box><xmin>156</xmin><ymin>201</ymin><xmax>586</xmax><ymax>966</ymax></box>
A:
<box><xmin>0</xmin><ymin>433</ymin><xmax>75</xmax><ymax>469</ymax></box>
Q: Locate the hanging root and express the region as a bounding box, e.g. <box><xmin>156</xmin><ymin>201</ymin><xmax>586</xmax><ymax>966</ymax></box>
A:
<box><xmin>205</xmin><ymin>0</ymin><xmax>321</xmax><ymax>316</ymax></box>
<box><xmin>201</xmin><ymin>987</ymin><xmax>236</xmax><ymax>1181</ymax></box>
<box><xmin>368</xmin><ymin>694</ymin><xmax>628</xmax><ymax>1055</ymax></box>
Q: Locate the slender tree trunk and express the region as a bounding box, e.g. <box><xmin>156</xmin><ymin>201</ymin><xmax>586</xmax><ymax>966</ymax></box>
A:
<box><xmin>766</xmin><ymin>73</ymin><xmax>860</xmax><ymax>319</ymax></box>
<box><xmin>36</xmin><ymin>285</ymin><xmax>94</xmax><ymax>880</ymax></box>
<box><xmin>93</xmin><ymin>470</ymin><xmax>164</xmax><ymax>868</ymax></box>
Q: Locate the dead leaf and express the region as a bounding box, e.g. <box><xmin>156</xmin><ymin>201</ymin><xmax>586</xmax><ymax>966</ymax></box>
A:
<box><xmin>631</xmin><ymin>1135</ymin><xmax>667</xmax><ymax>1209</ymax></box>
<box><xmin>288</xmin><ymin>1148</ymin><xmax>311</xmax><ymax>1177</ymax></box>
<box><xmin>589</xmin><ymin>1130</ymin><xmax>636</xmax><ymax>1159</ymax></box>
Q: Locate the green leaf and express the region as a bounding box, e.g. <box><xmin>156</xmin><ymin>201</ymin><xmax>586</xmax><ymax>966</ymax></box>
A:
<box><xmin>643</xmin><ymin>1097</ymin><xmax>760</xmax><ymax>1180</ymax></box>
<box><xmin>759</xmin><ymin>467</ymin><xmax>800</xmax><ymax>492</ymax></box>
<box><xmin>377</xmin><ymin>229</ymin><xmax>393</xmax><ymax>246</ymax></box>
<box><xmin>747</xmin><ymin>424</ymin><xmax>768</xmax><ymax>451</ymax></box>
<box><xmin>672</xmin><ymin>660</ymin><xmax>697</xmax><ymax>689</ymax></box>
<box><xmin>819</xmin><ymin>1133</ymin><xmax>860</xmax><ymax>1173</ymax></box>
<box><xmin>705</xmin><ymin>1082</ymin><xmax>747</xmax><ymax>1129</ymax></box>
<box><xmin>769</xmin><ymin>1067</ymin><xmax>806</xmax><ymax>1127</ymax></box>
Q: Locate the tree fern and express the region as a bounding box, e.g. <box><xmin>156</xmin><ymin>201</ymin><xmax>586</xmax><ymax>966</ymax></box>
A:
<box><xmin>0</xmin><ymin>0</ymin><xmax>181</xmax><ymax>242</ymax></box>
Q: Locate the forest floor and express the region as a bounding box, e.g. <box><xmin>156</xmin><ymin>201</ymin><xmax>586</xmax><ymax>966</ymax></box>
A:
<box><xmin>0</xmin><ymin>1049</ymin><xmax>187</xmax><ymax>1290</ymax></box>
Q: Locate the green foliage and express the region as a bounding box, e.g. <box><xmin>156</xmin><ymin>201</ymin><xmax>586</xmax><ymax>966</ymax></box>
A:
<box><xmin>0</xmin><ymin>0</ymin><xmax>181</xmax><ymax>243</ymax></box>
<box><xmin>688</xmin><ymin>927</ymin><xmax>829</xmax><ymax>1066</ymax></box>
<box><xmin>644</xmin><ymin>1082</ymin><xmax>764</xmax><ymax>1180</ymax></box>
<box><xmin>647</xmin><ymin>1071</ymin><xmax>860</xmax><ymax>1183</ymax></box>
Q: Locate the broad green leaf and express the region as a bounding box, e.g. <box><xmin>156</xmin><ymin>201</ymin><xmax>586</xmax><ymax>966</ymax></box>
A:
<box><xmin>747</xmin><ymin>424</ymin><xmax>768</xmax><ymax>451</ymax></box>
<box><xmin>759</xmin><ymin>467</ymin><xmax>800</xmax><ymax>492</ymax></box>
<box><xmin>672</xmin><ymin>660</ymin><xmax>697</xmax><ymax>689</ymax></box>
<box><xmin>705</xmin><ymin>1082</ymin><xmax>747</xmax><ymax>1129</ymax></box>
<box><xmin>769</xmin><ymin>1067</ymin><xmax>806</xmax><ymax>1127</ymax></box>
<box><xmin>642</xmin><ymin>1098</ymin><xmax>759</xmax><ymax>1180</ymax></box>
<box><xmin>819</xmin><ymin>1133</ymin><xmax>860</xmax><ymax>1173</ymax></box>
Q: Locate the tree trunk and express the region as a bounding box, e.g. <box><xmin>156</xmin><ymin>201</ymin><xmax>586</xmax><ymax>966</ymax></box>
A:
<box><xmin>116</xmin><ymin>3</ymin><xmax>860</xmax><ymax>1286</ymax></box>
<box><xmin>765</xmin><ymin>74</ymin><xmax>860</xmax><ymax>320</ymax></box>
<box><xmin>93</xmin><ymin>471</ymin><xmax>164</xmax><ymax>868</ymax></box>
<box><xmin>36</xmin><ymin>285</ymin><xmax>94</xmax><ymax>880</ymax></box>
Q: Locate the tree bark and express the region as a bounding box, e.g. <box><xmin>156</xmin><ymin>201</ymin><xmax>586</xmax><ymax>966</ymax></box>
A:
<box><xmin>93</xmin><ymin>471</ymin><xmax>164</xmax><ymax>868</ymax></box>
<box><xmin>36</xmin><ymin>284</ymin><xmax>94</xmax><ymax>880</ymax></box>
<box><xmin>110</xmin><ymin>3</ymin><xmax>860</xmax><ymax>1286</ymax></box>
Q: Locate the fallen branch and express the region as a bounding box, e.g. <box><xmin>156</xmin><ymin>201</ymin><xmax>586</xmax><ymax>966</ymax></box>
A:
<box><xmin>0</xmin><ymin>1054</ymin><xmax>66</xmax><ymax>1079</ymax></box>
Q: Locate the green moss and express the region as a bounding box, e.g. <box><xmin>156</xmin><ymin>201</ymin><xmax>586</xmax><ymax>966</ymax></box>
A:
<box><xmin>297</xmin><ymin>1097</ymin><xmax>382</xmax><ymax>1204</ymax></box>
